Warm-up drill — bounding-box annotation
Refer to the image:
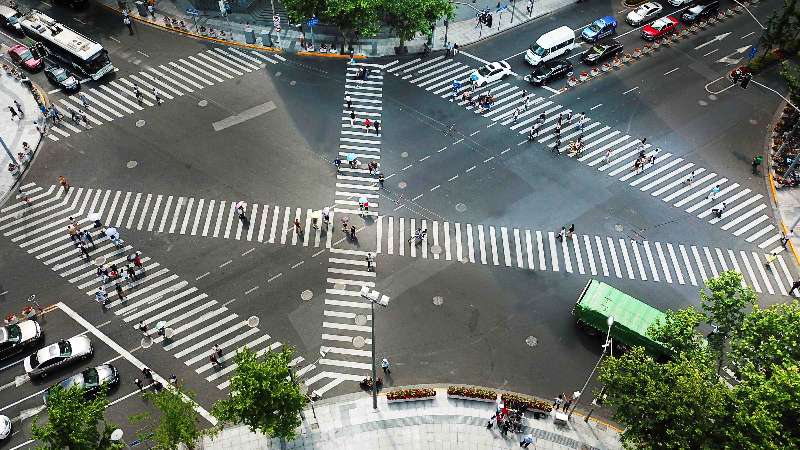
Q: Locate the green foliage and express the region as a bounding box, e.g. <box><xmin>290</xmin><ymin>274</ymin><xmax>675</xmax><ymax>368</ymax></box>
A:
<box><xmin>758</xmin><ymin>0</ymin><xmax>800</xmax><ymax>54</ymax></box>
<box><xmin>700</xmin><ymin>271</ymin><xmax>755</xmax><ymax>373</ymax></box>
<box><xmin>211</xmin><ymin>347</ymin><xmax>307</xmax><ymax>440</ymax></box>
<box><xmin>281</xmin><ymin>0</ymin><xmax>325</xmax><ymax>26</ymax></box>
<box><xmin>780</xmin><ymin>60</ymin><xmax>800</xmax><ymax>102</ymax></box>
<box><xmin>129</xmin><ymin>387</ymin><xmax>208</xmax><ymax>450</ymax></box>
<box><xmin>729</xmin><ymin>301</ymin><xmax>800</xmax><ymax>376</ymax></box>
<box><xmin>648</xmin><ymin>307</ymin><xmax>707</xmax><ymax>357</ymax></box>
<box><xmin>323</xmin><ymin>0</ymin><xmax>382</xmax><ymax>46</ymax></box>
<box><xmin>32</xmin><ymin>384</ymin><xmax>123</xmax><ymax>450</ymax></box>
<box><xmin>384</xmin><ymin>0</ymin><xmax>454</xmax><ymax>46</ymax></box>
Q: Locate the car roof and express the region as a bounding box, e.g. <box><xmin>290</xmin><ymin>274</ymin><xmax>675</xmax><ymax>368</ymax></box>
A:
<box><xmin>639</xmin><ymin>2</ymin><xmax>659</xmax><ymax>10</ymax></box>
<box><xmin>598</xmin><ymin>15</ymin><xmax>616</xmax><ymax>24</ymax></box>
<box><xmin>0</xmin><ymin>5</ymin><xmax>19</xmax><ymax>18</ymax></box>
<box><xmin>9</xmin><ymin>44</ymin><xmax>27</xmax><ymax>53</ymax></box>
<box><xmin>650</xmin><ymin>17</ymin><xmax>673</xmax><ymax>27</ymax></box>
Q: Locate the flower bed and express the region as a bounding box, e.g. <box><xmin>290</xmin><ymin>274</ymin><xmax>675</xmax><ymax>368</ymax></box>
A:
<box><xmin>447</xmin><ymin>386</ymin><xmax>497</xmax><ymax>402</ymax></box>
<box><xmin>501</xmin><ymin>393</ymin><xmax>553</xmax><ymax>413</ymax></box>
<box><xmin>387</xmin><ymin>388</ymin><xmax>436</xmax><ymax>403</ymax></box>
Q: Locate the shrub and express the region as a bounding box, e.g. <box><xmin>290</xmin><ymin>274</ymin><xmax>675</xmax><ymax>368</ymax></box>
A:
<box><xmin>501</xmin><ymin>393</ymin><xmax>552</xmax><ymax>412</ymax></box>
<box><xmin>386</xmin><ymin>388</ymin><xmax>436</xmax><ymax>401</ymax></box>
<box><xmin>447</xmin><ymin>386</ymin><xmax>496</xmax><ymax>400</ymax></box>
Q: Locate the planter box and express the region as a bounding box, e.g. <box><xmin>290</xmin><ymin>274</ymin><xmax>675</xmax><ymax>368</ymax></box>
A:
<box><xmin>447</xmin><ymin>394</ymin><xmax>496</xmax><ymax>402</ymax></box>
<box><xmin>387</xmin><ymin>395</ymin><xmax>436</xmax><ymax>404</ymax></box>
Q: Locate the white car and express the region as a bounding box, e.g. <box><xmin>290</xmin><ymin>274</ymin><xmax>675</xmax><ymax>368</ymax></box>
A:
<box><xmin>24</xmin><ymin>336</ymin><xmax>93</xmax><ymax>378</ymax></box>
<box><xmin>668</xmin><ymin>0</ymin><xmax>693</xmax><ymax>5</ymax></box>
<box><xmin>0</xmin><ymin>415</ymin><xmax>10</xmax><ymax>440</ymax></box>
<box><xmin>469</xmin><ymin>61</ymin><xmax>513</xmax><ymax>87</ymax></box>
<box><xmin>626</xmin><ymin>2</ymin><xmax>663</xmax><ymax>25</ymax></box>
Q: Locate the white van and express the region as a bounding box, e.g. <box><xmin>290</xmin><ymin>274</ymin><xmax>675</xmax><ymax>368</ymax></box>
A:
<box><xmin>525</xmin><ymin>26</ymin><xmax>576</xmax><ymax>66</ymax></box>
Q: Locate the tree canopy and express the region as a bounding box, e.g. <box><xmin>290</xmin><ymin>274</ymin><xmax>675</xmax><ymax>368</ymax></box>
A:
<box><xmin>129</xmin><ymin>386</ymin><xmax>208</xmax><ymax>450</ymax></box>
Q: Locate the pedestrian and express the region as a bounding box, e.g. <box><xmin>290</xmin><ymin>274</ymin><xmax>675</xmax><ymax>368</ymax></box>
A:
<box><xmin>348</xmin><ymin>48</ymin><xmax>355</xmax><ymax>64</ymax></box>
<box><xmin>350</xmin><ymin>225</ymin><xmax>356</xmax><ymax>239</ymax></box>
<box><xmin>557</xmin><ymin>113</ymin><xmax>563</xmax><ymax>127</ymax></box>
<box><xmin>520</xmin><ymin>434</ymin><xmax>535</xmax><ymax>448</ymax></box>
<box><xmin>68</xmin><ymin>223</ymin><xmax>79</xmax><ymax>242</ymax></box>
<box><xmin>13</xmin><ymin>100</ymin><xmax>23</xmax><ymax>117</ymax></box>
<box><xmin>791</xmin><ymin>279</ymin><xmax>800</xmax><ymax>295</ymax></box>
<box><xmin>522</xmin><ymin>92</ymin><xmax>530</xmax><ymax>110</ymax></box>
<box><xmin>512</xmin><ymin>107</ymin><xmax>520</xmax><ymax>123</ymax></box>
<box><xmin>95</xmin><ymin>286</ymin><xmax>107</xmax><ymax>305</ymax></box>
<box><xmin>526</xmin><ymin>0</ymin><xmax>533</xmax><ymax>14</ymax></box>
<box><xmin>134</xmin><ymin>378</ymin><xmax>143</xmax><ymax>390</ymax></box>
<box><xmin>294</xmin><ymin>218</ymin><xmax>302</xmax><ymax>234</ymax></box>
<box><xmin>137</xmin><ymin>319</ymin><xmax>148</xmax><ymax>334</ymax></box>
<box><xmin>556</xmin><ymin>226</ymin><xmax>566</xmax><ymax>241</ymax></box>
<box><xmin>374</xmin><ymin>120</ymin><xmax>380</xmax><ymax>136</ymax></box>
<box><xmin>553</xmin><ymin>138</ymin><xmax>561</xmax><ymax>153</ymax></box>
<box><xmin>78</xmin><ymin>243</ymin><xmax>91</xmax><ymax>260</ymax></box>
<box><xmin>752</xmin><ymin>155</ymin><xmax>763</xmax><ymax>175</ymax></box>
<box><xmin>453</xmin><ymin>43</ymin><xmax>459</xmax><ymax>56</ymax></box>
<box><xmin>132</xmin><ymin>251</ymin><xmax>144</xmax><ymax>269</ymax></box>
<box><xmin>713</xmin><ymin>202</ymin><xmax>726</xmax><ymax>218</ymax></box>
<box><xmin>142</xmin><ymin>367</ymin><xmax>153</xmax><ymax>380</ymax></box>
<box><xmin>765</xmin><ymin>252</ymin><xmax>778</xmax><ymax>268</ymax></box>
<box><xmin>126</xmin><ymin>265</ymin><xmax>137</xmax><ymax>288</ymax></box>
<box><xmin>707</xmin><ymin>184</ymin><xmax>720</xmax><ymax>200</ymax></box>
<box><xmin>349</xmin><ymin>110</ymin><xmax>355</xmax><ymax>126</ymax></box>
<box><xmin>346</xmin><ymin>95</ymin><xmax>352</xmax><ymax>109</ymax></box>
<box><xmin>363</xmin><ymin>117</ymin><xmax>372</xmax><ymax>130</ymax></box>
<box><xmin>237</xmin><ymin>205</ymin><xmax>247</xmax><ymax>223</ymax></box>
<box><xmin>152</xmin><ymin>87</ymin><xmax>163</xmax><ymax>105</ymax></box>
<box><xmin>58</xmin><ymin>175</ymin><xmax>70</xmax><ymax>192</ymax></box>
<box><xmin>147</xmin><ymin>3</ymin><xmax>154</xmax><ymax>16</ymax></box>
<box><xmin>685</xmin><ymin>170</ymin><xmax>696</xmax><ymax>186</ymax></box>
<box><xmin>115</xmin><ymin>282</ymin><xmax>126</xmax><ymax>300</ymax></box>
<box><xmin>567</xmin><ymin>224</ymin><xmax>575</xmax><ymax>238</ymax></box>
<box><xmin>82</xmin><ymin>230</ymin><xmax>95</xmax><ymax>248</ymax></box>
<box><xmin>553</xmin><ymin>393</ymin><xmax>564</xmax><ymax>410</ymax></box>
<box><xmin>381</xmin><ymin>357</ymin><xmax>390</xmax><ymax>374</ymax></box>
<box><xmin>79</xmin><ymin>93</ymin><xmax>90</xmax><ymax>108</ymax></box>
<box><xmin>409</xmin><ymin>228</ymin><xmax>421</xmax><ymax>243</ymax></box>
<box><xmin>132</xmin><ymin>84</ymin><xmax>143</xmax><ymax>103</ymax></box>
<box><xmin>604</xmin><ymin>148</ymin><xmax>613</xmax><ymax>165</ymax></box>
<box><xmin>366</xmin><ymin>253</ymin><xmax>374</xmax><ymax>272</ymax></box>
<box><xmin>378</xmin><ymin>173</ymin><xmax>385</xmax><ymax>187</ymax></box>
<box><xmin>17</xmin><ymin>187</ymin><xmax>32</xmax><ymax>207</ymax></box>
<box><xmin>80</xmin><ymin>111</ymin><xmax>89</xmax><ymax>127</ymax></box>
<box><xmin>7</xmin><ymin>105</ymin><xmax>18</xmax><ymax>120</ymax></box>
<box><xmin>565</xmin><ymin>110</ymin><xmax>573</xmax><ymax>123</ymax></box>
<box><xmin>124</xmin><ymin>15</ymin><xmax>133</xmax><ymax>34</ymax></box>
<box><xmin>168</xmin><ymin>374</ymin><xmax>178</xmax><ymax>384</ymax></box>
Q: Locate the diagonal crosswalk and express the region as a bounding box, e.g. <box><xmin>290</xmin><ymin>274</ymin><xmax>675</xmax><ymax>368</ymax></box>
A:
<box><xmin>45</xmin><ymin>48</ymin><xmax>284</xmax><ymax>142</ymax></box>
<box><xmin>384</xmin><ymin>57</ymin><xmax>785</xmax><ymax>254</ymax></box>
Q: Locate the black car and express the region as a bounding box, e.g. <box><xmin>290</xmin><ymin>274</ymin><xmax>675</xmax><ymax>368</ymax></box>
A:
<box><xmin>681</xmin><ymin>0</ymin><xmax>719</xmax><ymax>23</ymax></box>
<box><xmin>44</xmin><ymin>65</ymin><xmax>80</xmax><ymax>93</ymax></box>
<box><xmin>44</xmin><ymin>364</ymin><xmax>119</xmax><ymax>405</ymax></box>
<box><xmin>0</xmin><ymin>5</ymin><xmax>22</xmax><ymax>35</ymax></box>
<box><xmin>581</xmin><ymin>39</ymin><xmax>624</xmax><ymax>65</ymax></box>
<box><xmin>0</xmin><ymin>320</ymin><xmax>42</xmax><ymax>361</ymax></box>
<box><xmin>524</xmin><ymin>59</ymin><xmax>573</xmax><ymax>86</ymax></box>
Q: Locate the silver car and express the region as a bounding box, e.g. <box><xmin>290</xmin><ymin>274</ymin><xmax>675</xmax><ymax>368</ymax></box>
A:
<box><xmin>24</xmin><ymin>336</ymin><xmax>93</xmax><ymax>378</ymax></box>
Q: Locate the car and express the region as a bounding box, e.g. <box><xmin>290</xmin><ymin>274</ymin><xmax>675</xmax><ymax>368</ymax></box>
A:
<box><xmin>581</xmin><ymin>39</ymin><xmax>624</xmax><ymax>65</ymax></box>
<box><xmin>641</xmin><ymin>16</ymin><xmax>679</xmax><ymax>40</ymax></box>
<box><xmin>681</xmin><ymin>0</ymin><xmax>719</xmax><ymax>23</ymax></box>
<box><xmin>7</xmin><ymin>44</ymin><xmax>43</xmax><ymax>72</ymax></box>
<box><xmin>0</xmin><ymin>320</ymin><xmax>42</xmax><ymax>361</ymax></box>
<box><xmin>44</xmin><ymin>363</ymin><xmax>119</xmax><ymax>405</ymax></box>
<box><xmin>524</xmin><ymin>59</ymin><xmax>573</xmax><ymax>86</ymax></box>
<box><xmin>0</xmin><ymin>415</ymin><xmax>10</xmax><ymax>440</ymax></box>
<box><xmin>0</xmin><ymin>5</ymin><xmax>22</xmax><ymax>34</ymax></box>
<box><xmin>469</xmin><ymin>61</ymin><xmax>513</xmax><ymax>87</ymax></box>
<box><xmin>626</xmin><ymin>2</ymin><xmax>663</xmax><ymax>25</ymax></box>
<box><xmin>44</xmin><ymin>65</ymin><xmax>80</xmax><ymax>93</ymax></box>
<box><xmin>24</xmin><ymin>336</ymin><xmax>93</xmax><ymax>378</ymax></box>
<box><xmin>581</xmin><ymin>16</ymin><xmax>618</xmax><ymax>42</ymax></box>
<box><xmin>668</xmin><ymin>0</ymin><xmax>694</xmax><ymax>6</ymax></box>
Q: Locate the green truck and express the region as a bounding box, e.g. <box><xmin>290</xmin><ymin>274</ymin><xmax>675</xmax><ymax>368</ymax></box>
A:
<box><xmin>573</xmin><ymin>280</ymin><xmax>671</xmax><ymax>358</ymax></box>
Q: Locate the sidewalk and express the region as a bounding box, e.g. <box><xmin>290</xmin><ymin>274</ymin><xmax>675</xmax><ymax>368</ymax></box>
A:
<box><xmin>200</xmin><ymin>387</ymin><xmax>623</xmax><ymax>450</ymax></box>
<box><xmin>0</xmin><ymin>73</ymin><xmax>45</xmax><ymax>205</ymax></box>
<box><xmin>105</xmin><ymin>0</ymin><xmax>574</xmax><ymax>57</ymax></box>
<box><xmin>768</xmin><ymin>102</ymin><xmax>800</xmax><ymax>269</ymax></box>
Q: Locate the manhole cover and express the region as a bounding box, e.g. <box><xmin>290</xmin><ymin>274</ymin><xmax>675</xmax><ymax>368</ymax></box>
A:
<box><xmin>707</xmin><ymin>94</ymin><xmax>717</xmax><ymax>101</ymax></box>
<box><xmin>455</xmin><ymin>203</ymin><xmax>467</xmax><ymax>212</ymax></box>
<box><xmin>526</xmin><ymin>336</ymin><xmax>539</xmax><ymax>347</ymax></box>
<box><xmin>698</xmin><ymin>100</ymin><xmax>708</xmax><ymax>106</ymax></box>
<box><xmin>141</xmin><ymin>337</ymin><xmax>152</xmax><ymax>348</ymax></box>
<box><xmin>352</xmin><ymin>336</ymin><xmax>366</xmax><ymax>348</ymax></box>
<box><xmin>135</xmin><ymin>119</ymin><xmax>146</xmax><ymax>127</ymax></box>
<box><xmin>614</xmin><ymin>224</ymin><xmax>624</xmax><ymax>232</ymax></box>
<box><xmin>198</xmin><ymin>100</ymin><xmax>208</xmax><ymax>107</ymax></box>
<box><xmin>247</xmin><ymin>316</ymin><xmax>260</xmax><ymax>328</ymax></box>
<box><xmin>301</xmin><ymin>290</ymin><xmax>313</xmax><ymax>301</ymax></box>
<box><xmin>126</xmin><ymin>160</ymin><xmax>138</xmax><ymax>169</ymax></box>
<box><xmin>431</xmin><ymin>245</ymin><xmax>442</xmax><ymax>255</ymax></box>
<box><xmin>334</xmin><ymin>283</ymin><xmax>345</xmax><ymax>290</ymax></box>
<box><xmin>433</xmin><ymin>296</ymin><xmax>444</xmax><ymax>306</ymax></box>
<box><xmin>94</xmin><ymin>256</ymin><xmax>106</xmax><ymax>266</ymax></box>
<box><xmin>461</xmin><ymin>257</ymin><xmax>469</xmax><ymax>264</ymax></box>
<box><xmin>354</xmin><ymin>314</ymin><xmax>368</xmax><ymax>326</ymax></box>
<box><xmin>275</xmin><ymin>71</ymin><xmax>282</xmax><ymax>77</ymax></box>
<box><xmin>401</xmin><ymin>152</ymin><xmax>408</xmax><ymax>158</ymax></box>
<box><xmin>398</xmin><ymin>181</ymin><xmax>407</xmax><ymax>189</ymax></box>
<box><xmin>290</xmin><ymin>80</ymin><xmax>296</xmax><ymax>86</ymax></box>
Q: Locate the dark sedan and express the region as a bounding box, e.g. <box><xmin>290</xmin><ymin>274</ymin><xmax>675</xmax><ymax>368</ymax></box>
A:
<box><xmin>524</xmin><ymin>59</ymin><xmax>573</xmax><ymax>86</ymax></box>
<box><xmin>581</xmin><ymin>39</ymin><xmax>624</xmax><ymax>65</ymax></box>
<box><xmin>44</xmin><ymin>66</ymin><xmax>80</xmax><ymax>93</ymax></box>
<box><xmin>43</xmin><ymin>364</ymin><xmax>119</xmax><ymax>405</ymax></box>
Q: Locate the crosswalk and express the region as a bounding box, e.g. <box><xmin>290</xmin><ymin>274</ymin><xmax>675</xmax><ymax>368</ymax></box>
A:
<box><xmin>384</xmin><ymin>56</ymin><xmax>785</xmax><ymax>254</ymax></box>
<box><xmin>336</xmin><ymin>63</ymin><xmax>384</xmax><ymax>217</ymax></box>
<box><xmin>46</xmin><ymin>47</ymin><xmax>284</xmax><ymax>141</ymax></box>
<box><xmin>0</xmin><ymin>183</ymin><xmax>336</xmax><ymax>394</ymax></box>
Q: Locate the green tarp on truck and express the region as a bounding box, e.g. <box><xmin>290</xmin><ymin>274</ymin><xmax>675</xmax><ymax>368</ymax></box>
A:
<box><xmin>573</xmin><ymin>280</ymin><xmax>671</xmax><ymax>357</ymax></box>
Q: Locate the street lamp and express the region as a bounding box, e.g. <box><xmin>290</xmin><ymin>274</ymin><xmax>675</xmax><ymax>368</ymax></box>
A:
<box><xmin>360</xmin><ymin>286</ymin><xmax>390</xmax><ymax>410</ymax></box>
<box><xmin>568</xmin><ymin>316</ymin><xmax>613</xmax><ymax>420</ymax></box>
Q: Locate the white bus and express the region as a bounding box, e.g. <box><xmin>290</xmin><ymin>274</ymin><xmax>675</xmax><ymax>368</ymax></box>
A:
<box><xmin>18</xmin><ymin>10</ymin><xmax>113</xmax><ymax>80</ymax></box>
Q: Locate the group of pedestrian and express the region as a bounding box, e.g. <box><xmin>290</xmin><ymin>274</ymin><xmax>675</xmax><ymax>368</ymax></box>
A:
<box><xmin>7</xmin><ymin>100</ymin><xmax>24</xmax><ymax>121</ymax></box>
<box><xmin>408</xmin><ymin>227</ymin><xmax>428</xmax><ymax>245</ymax></box>
<box><xmin>552</xmin><ymin>392</ymin><xmax>574</xmax><ymax>412</ymax></box>
<box><xmin>444</xmin><ymin>41</ymin><xmax>460</xmax><ymax>58</ymax></box>
<box><xmin>556</xmin><ymin>224</ymin><xmax>575</xmax><ymax>241</ymax></box>
<box><xmin>632</xmin><ymin>144</ymin><xmax>658</xmax><ymax>174</ymax></box>
<box><xmin>340</xmin><ymin>216</ymin><xmax>357</xmax><ymax>240</ymax></box>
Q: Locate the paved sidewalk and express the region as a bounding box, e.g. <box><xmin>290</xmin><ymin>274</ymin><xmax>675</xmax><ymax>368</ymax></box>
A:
<box><xmin>200</xmin><ymin>387</ymin><xmax>623</xmax><ymax>450</ymax></box>
<box><xmin>768</xmin><ymin>102</ymin><xmax>800</xmax><ymax>272</ymax></box>
<box><xmin>0</xmin><ymin>73</ymin><xmax>45</xmax><ymax>205</ymax></box>
<box><xmin>104</xmin><ymin>0</ymin><xmax>574</xmax><ymax>57</ymax></box>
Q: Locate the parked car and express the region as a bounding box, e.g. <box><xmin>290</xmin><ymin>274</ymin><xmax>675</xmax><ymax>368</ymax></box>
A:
<box><xmin>626</xmin><ymin>2</ymin><xmax>663</xmax><ymax>25</ymax></box>
<box><xmin>7</xmin><ymin>44</ymin><xmax>43</xmax><ymax>72</ymax></box>
<box><xmin>44</xmin><ymin>65</ymin><xmax>80</xmax><ymax>93</ymax></box>
<box><xmin>681</xmin><ymin>0</ymin><xmax>719</xmax><ymax>23</ymax></box>
<box><xmin>44</xmin><ymin>364</ymin><xmax>119</xmax><ymax>405</ymax></box>
<box><xmin>0</xmin><ymin>415</ymin><xmax>10</xmax><ymax>440</ymax></box>
<box><xmin>0</xmin><ymin>5</ymin><xmax>22</xmax><ymax>34</ymax></box>
<box><xmin>668</xmin><ymin>0</ymin><xmax>694</xmax><ymax>5</ymax></box>
<box><xmin>0</xmin><ymin>320</ymin><xmax>42</xmax><ymax>361</ymax></box>
<box><xmin>469</xmin><ymin>61</ymin><xmax>513</xmax><ymax>87</ymax></box>
<box><xmin>641</xmin><ymin>16</ymin><xmax>679</xmax><ymax>40</ymax></box>
<box><xmin>24</xmin><ymin>336</ymin><xmax>93</xmax><ymax>378</ymax></box>
<box><xmin>581</xmin><ymin>16</ymin><xmax>618</xmax><ymax>42</ymax></box>
<box><xmin>524</xmin><ymin>59</ymin><xmax>572</xmax><ymax>85</ymax></box>
<box><xmin>581</xmin><ymin>39</ymin><xmax>624</xmax><ymax>65</ymax></box>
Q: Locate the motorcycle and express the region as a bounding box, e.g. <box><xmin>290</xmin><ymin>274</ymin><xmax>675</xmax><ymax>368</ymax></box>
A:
<box><xmin>359</xmin><ymin>377</ymin><xmax>383</xmax><ymax>390</ymax></box>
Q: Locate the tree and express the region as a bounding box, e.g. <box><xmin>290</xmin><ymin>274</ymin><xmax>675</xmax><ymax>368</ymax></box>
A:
<box><xmin>700</xmin><ymin>271</ymin><xmax>755</xmax><ymax>375</ymax></box>
<box><xmin>281</xmin><ymin>0</ymin><xmax>326</xmax><ymax>26</ymax></box>
<box><xmin>129</xmin><ymin>387</ymin><xmax>208</xmax><ymax>450</ymax></box>
<box><xmin>322</xmin><ymin>0</ymin><xmax>382</xmax><ymax>52</ymax></box>
<box><xmin>729</xmin><ymin>301</ymin><xmax>800</xmax><ymax>377</ymax></box>
<box><xmin>384</xmin><ymin>0</ymin><xmax>454</xmax><ymax>49</ymax></box>
<box><xmin>779</xmin><ymin>61</ymin><xmax>800</xmax><ymax>104</ymax></box>
<box><xmin>647</xmin><ymin>307</ymin><xmax>707</xmax><ymax>357</ymax></box>
<box><xmin>211</xmin><ymin>347</ymin><xmax>307</xmax><ymax>440</ymax></box>
<box><xmin>32</xmin><ymin>384</ymin><xmax>123</xmax><ymax>450</ymax></box>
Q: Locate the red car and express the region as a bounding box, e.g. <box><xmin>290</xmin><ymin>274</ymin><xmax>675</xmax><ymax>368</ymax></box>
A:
<box><xmin>641</xmin><ymin>16</ymin><xmax>678</xmax><ymax>41</ymax></box>
<box><xmin>8</xmin><ymin>44</ymin><xmax>43</xmax><ymax>71</ymax></box>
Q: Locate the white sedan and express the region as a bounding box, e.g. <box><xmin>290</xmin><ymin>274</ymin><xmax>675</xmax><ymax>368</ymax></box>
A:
<box><xmin>469</xmin><ymin>61</ymin><xmax>513</xmax><ymax>87</ymax></box>
<box><xmin>24</xmin><ymin>336</ymin><xmax>93</xmax><ymax>378</ymax></box>
<box><xmin>626</xmin><ymin>2</ymin><xmax>663</xmax><ymax>25</ymax></box>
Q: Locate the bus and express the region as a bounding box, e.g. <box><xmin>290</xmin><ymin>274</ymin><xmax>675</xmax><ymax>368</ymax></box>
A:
<box><xmin>18</xmin><ymin>10</ymin><xmax>113</xmax><ymax>80</ymax></box>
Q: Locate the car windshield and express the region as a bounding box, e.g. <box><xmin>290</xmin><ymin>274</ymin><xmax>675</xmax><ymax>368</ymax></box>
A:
<box><xmin>86</xmin><ymin>50</ymin><xmax>111</xmax><ymax>73</ymax></box>
<box><xmin>591</xmin><ymin>45</ymin><xmax>606</xmax><ymax>54</ymax></box>
<box><xmin>60</xmin><ymin>373</ymin><xmax>84</xmax><ymax>389</ymax></box>
<box><xmin>53</xmin><ymin>70</ymin><xmax>68</xmax><ymax>82</ymax></box>
<box><xmin>28</xmin><ymin>351</ymin><xmax>39</xmax><ymax>367</ymax></box>
<box><xmin>588</xmin><ymin>23</ymin><xmax>602</xmax><ymax>33</ymax></box>
<box><xmin>58</xmin><ymin>340</ymin><xmax>72</xmax><ymax>356</ymax></box>
<box><xmin>18</xmin><ymin>49</ymin><xmax>33</xmax><ymax>61</ymax></box>
<box><xmin>477</xmin><ymin>66</ymin><xmax>493</xmax><ymax>77</ymax></box>
<box><xmin>530</xmin><ymin>45</ymin><xmax>547</xmax><ymax>56</ymax></box>
<box><xmin>5</xmin><ymin>325</ymin><xmax>20</xmax><ymax>343</ymax></box>
<box><xmin>83</xmin><ymin>368</ymin><xmax>99</xmax><ymax>387</ymax></box>
<box><xmin>688</xmin><ymin>5</ymin><xmax>702</xmax><ymax>12</ymax></box>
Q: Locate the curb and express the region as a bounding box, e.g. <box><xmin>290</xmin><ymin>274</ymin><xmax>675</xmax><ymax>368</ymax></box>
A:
<box><xmin>296</xmin><ymin>51</ymin><xmax>366</xmax><ymax>60</ymax></box>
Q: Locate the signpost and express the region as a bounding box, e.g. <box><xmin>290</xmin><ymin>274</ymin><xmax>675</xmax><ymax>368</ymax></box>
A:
<box><xmin>185</xmin><ymin>7</ymin><xmax>199</xmax><ymax>30</ymax></box>
<box><xmin>748</xmin><ymin>46</ymin><xmax>757</xmax><ymax>61</ymax></box>
<box><xmin>307</xmin><ymin>16</ymin><xmax>319</xmax><ymax>51</ymax></box>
